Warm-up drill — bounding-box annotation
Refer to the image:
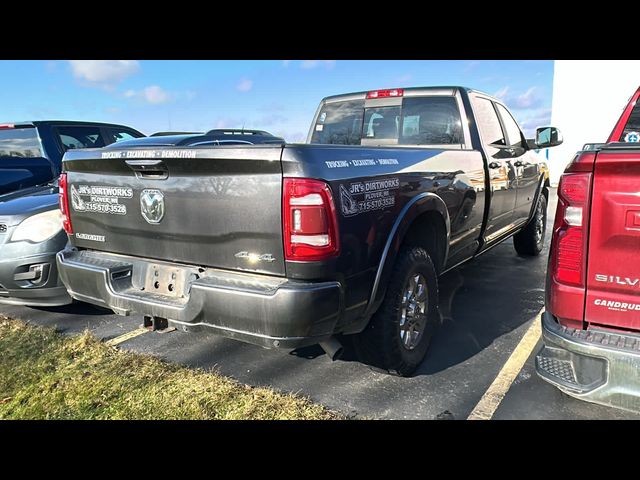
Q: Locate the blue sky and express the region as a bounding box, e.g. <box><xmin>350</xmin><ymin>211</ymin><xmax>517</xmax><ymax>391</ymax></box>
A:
<box><xmin>0</xmin><ymin>60</ymin><xmax>553</xmax><ymax>141</ymax></box>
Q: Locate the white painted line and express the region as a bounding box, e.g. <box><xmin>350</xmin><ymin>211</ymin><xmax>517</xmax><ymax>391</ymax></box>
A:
<box><xmin>104</xmin><ymin>328</ymin><xmax>149</xmax><ymax>347</ymax></box>
<box><xmin>467</xmin><ymin>308</ymin><xmax>543</xmax><ymax>420</ymax></box>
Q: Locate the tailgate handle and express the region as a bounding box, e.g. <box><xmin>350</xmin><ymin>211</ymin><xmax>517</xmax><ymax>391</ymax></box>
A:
<box><xmin>125</xmin><ymin>159</ymin><xmax>168</xmax><ymax>179</ymax></box>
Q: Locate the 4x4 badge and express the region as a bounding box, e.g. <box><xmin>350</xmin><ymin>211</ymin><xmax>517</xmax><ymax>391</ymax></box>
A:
<box><xmin>140</xmin><ymin>189</ymin><xmax>165</xmax><ymax>224</ymax></box>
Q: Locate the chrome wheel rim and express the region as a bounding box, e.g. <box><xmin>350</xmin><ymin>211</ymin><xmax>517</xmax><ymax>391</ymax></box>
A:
<box><xmin>399</xmin><ymin>273</ymin><xmax>428</xmax><ymax>350</ymax></box>
<box><xmin>535</xmin><ymin>199</ymin><xmax>545</xmax><ymax>246</ymax></box>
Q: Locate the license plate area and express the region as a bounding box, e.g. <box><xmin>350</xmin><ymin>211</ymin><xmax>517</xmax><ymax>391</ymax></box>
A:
<box><xmin>144</xmin><ymin>263</ymin><xmax>190</xmax><ymax>298</ymax></box>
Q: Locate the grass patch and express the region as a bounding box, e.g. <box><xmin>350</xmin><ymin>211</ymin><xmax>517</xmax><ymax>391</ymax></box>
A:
<box><xmin>0</xmin><ymin>316</ymin><xmax>338</xmax><ymax>420</ymax></box>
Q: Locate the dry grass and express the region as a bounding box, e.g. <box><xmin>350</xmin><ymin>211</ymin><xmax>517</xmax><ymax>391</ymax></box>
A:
<box><xmin>0</xmin><ymin>316</ymin><xmax>339</xmax><ymax>420</ymax></box>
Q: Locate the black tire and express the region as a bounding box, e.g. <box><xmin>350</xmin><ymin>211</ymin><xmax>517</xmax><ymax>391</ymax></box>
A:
<box><xmin>513</xmin><ymin>192</ymin><xmax>547</xmax><ymax>256</ymax></box>
<box><xmin>352</xmin><ymin>246</ymin><xmax>439</xmax><ymax>377</ymax></box>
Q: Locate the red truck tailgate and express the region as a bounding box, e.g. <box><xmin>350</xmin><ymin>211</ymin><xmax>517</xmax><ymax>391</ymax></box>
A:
<box><xmin>586</xmin><ymin>148</ymin><xmax>640</xmax><ymax>330</ymax></box>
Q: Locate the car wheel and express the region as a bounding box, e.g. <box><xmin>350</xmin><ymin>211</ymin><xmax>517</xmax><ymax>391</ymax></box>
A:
<box><xmin>513</xmin><ymin>192</ymin><xmax>547</xmax><ymax>256</ymax></box>
<box><xmin>352</xmin><ymin>246</ymin><xmax>439</xmax><ymax>377</ymax></box>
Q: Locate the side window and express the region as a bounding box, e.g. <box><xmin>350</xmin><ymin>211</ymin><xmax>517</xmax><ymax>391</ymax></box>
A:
<box><xmin>472</xmin><ymin>97</ymin><xmax>505</xmax><ymax>146</ymax></box>
<box><xmin>496</xmin><ymin>103</ymin><xmax>524</xmax><ymax>148</ymax></box>
<box><xmin>55</xmin><ymin>126</ymin><xmax>106</xmax><ymax>151</ymax></box>
<box><xmin>109</xmin><ymin>129</ymin><xmax>140</xmax><ymax>144</ymax></box>
<box><xmin>399</xmin><ymin>96</ymin><xmax>463</xmax><ymax>145</ymax></box>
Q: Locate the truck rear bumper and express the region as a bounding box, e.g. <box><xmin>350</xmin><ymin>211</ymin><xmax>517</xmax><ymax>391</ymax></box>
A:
<box><xmin>56</xmin><ymin>249</ymin><xmax>342</xmax><ymax>349</ymax></box>
<box><xmin>536</xmin><ymin>311</ymin><xmax>640</xmax><ymax>413</ymax></box>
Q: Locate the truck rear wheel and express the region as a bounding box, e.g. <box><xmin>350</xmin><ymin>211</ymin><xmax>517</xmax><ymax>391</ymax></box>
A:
<box><xmin>353</xmin><ymin>246</ymin><xmax>439</xmax><ymax>377</ymax></box>
<box><xmin>513</xmin><ymin>192</ymin><xmax>547</xmax><ymax>256</ymax></box>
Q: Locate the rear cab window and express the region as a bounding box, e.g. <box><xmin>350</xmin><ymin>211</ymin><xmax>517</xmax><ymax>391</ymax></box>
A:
<box><xmin>310</xmin><ymin>92</ymin><xmax>465</xmax><ymax>147</ymax></box>
<box><xmin>0</xmin><ymin>127</ymin><xmax>43</xmax><ymax>158</ymax></box>
<box><xmin>54</xmin><ymin>126</ymin><xmax>107</xmax><ymax>151</ymax></box>
<box><xmin>619</xmin><ymin>100</ymin><xmax>640</xmax><ymax>142</ymax></box>
<box><xmin>107</xmin><ymin>128</ymin><xmax>143</xmax><ymax>144</ymax></box>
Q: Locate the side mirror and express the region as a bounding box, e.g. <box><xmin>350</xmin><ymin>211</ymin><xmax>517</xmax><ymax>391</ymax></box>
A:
<box><xmin>531</xmin><ymin>126</ymin><xmax>563</xmax><ymax>149</ymax></box>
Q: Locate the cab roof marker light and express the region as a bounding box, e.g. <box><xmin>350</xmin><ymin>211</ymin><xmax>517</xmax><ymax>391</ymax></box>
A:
<box><xmin>366</xmin><ymin>89</ymin><xmax>404</xmax><ymax>99</ymax></box>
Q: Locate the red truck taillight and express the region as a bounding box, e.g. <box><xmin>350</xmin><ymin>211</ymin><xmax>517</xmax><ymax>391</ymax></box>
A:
<box><xmin>553</xmin><ymin>173</ymin><xmax>591</xmax><ymax>286</ymax></box>
<box><xmin>547</xmin><ymin>152</ymin><xmax>595</xmax><ymax>326</ymax></box>
<box><xmin>58</xmin><ymin>173</ymin><xmax>73</xmax><ymax>235</ymax></box>
<box><xmin>283</xmin><ymin>178</ymin><xmax>340</xmax><ymax>261</ymax></box>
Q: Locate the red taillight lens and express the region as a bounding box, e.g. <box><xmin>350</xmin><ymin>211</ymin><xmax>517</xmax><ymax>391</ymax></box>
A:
<box><xmin>283</xmin><ymin>178</ymin><xmax>339</xmax><ymax>261</ymax></box>
<box><xmin>58</xmin><ymin>173</ymin><xmax>73</xmax><ymax>234</ymax></box>
<box><xmin>366</xmin><ymin>88</ymin><xmax>404</xmax><ymax>99</ymax></box>
<box><xmin>552</xmin><ymin>172</ymin><xmax>592</xmax><ymax>287</ymax></box>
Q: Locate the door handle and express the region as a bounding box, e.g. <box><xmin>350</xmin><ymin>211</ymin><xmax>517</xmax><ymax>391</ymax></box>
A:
<box><xmin>489</xmin><ymin>161</ymin><xmax>501</xmax><ymax>169</ymax></box>
<box><xmin>513</xmin><ymin>160</ymin><xmax>525</xmax><ymax>167</ymax></box>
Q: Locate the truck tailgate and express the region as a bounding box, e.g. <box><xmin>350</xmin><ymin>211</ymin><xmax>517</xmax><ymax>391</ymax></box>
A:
<box><xmin>63</xmin><ymin>145</ymin><xmax>286</xmax><ymax>276</ymax></box>
<box><xmin>586</xmin><ymin>147</ymin><xmax>640</xmax><ymax>330</ymax></box>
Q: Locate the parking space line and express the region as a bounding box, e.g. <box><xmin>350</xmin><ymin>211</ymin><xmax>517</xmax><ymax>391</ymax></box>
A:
<box><xmin>104</xmin><ymin>328</ymin><xmax>149</xmax><ymax>347</ymax></box>
<box><xmin>467</xmin><ymin>308</ymin><xmax>543</xmax><ymax>420</ymax></box>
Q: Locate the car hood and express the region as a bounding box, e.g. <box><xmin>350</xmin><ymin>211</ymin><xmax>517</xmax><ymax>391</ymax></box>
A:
<box><xmin>0</xmin><ymin>185</ymin><xmax>59</xmax><ymax>226</ymax></box>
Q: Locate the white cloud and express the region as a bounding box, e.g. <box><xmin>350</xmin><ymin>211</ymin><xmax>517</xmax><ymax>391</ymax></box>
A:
<box><xmin>142</xmin><ymin>85</ymin><xmax>170</xmax><ymax>104</ymax></box>
<box><xmin>282</xmin><ymin>60</ymin><xmax>291</xmax><ymax>67</ymax></box>
<box><xmin>236</xmin><ymin>78</ymin><xmax>253</xmax><ymax>92</ymax></box>
<box><xmin>300</xmin><ymin>60</ymin><xmax>336</xmax><ymax>70</ymax></box>
<box><xmin>124</xmin><ymin>85</ymin><xmax>171</xmax><ymax>104</ymax></box>
<box><xmin>68</xmin><ymin>60</ymin><xmax>140</xmax><ymax>88</ymax></box>
<box><xmin>494</xmin><ymin>86</ymin><xmax>543</xmax><ymax>110</ymax></box>
<box><xmin>494</xmin><ymin>86</ymin><xmax>510</xmax><ymax>100</ymax></box>
<box><xmin>515</xmin><ymin>87</ymin><xmax>540</xmax><ymax>108</ymax></box>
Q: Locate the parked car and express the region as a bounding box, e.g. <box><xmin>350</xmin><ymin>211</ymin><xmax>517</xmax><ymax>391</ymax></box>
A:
<box><xmin>536</xmin><ymin>86</ymin><xmax>640</xmax><ymax>412</ymax></box>
<box><xmin>0</xmin><ymin>121</ymin><xmax>145</xmax><ymax>307</ymax></box>
<box><xmin>56</xmin><ymin>87</ymin><xmax>561</xmax><ymax>376</ymax></box>
<box><xmin>0</xmin><ymin>120</ymin><xmax>145</xmax><ymax>196</ymax></box>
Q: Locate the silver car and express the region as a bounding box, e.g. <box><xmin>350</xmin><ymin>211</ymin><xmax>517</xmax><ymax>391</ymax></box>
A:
<box><xmin>0</xmin><ymin>181</ymin><xmax>71</xmax><ymax>306</ymax></box>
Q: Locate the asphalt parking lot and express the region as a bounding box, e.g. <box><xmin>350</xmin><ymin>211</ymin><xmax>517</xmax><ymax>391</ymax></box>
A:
<box><xmin>2</xmin><ymin>188</ymin><xmax>639</xmax><ymax>419</ymax></box>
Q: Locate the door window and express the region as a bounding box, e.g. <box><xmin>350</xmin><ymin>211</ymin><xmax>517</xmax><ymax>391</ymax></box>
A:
<box><xmin>472</xmin><ymin>97</ymin><xmax>505</xmax><ymax>146</ymax></box>
<box><xmin>496</xmin><ymin>103</ymin><xmax>524</xmax><ymax>148</ymax></box>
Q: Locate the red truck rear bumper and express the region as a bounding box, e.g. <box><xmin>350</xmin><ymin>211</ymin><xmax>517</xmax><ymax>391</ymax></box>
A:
<box><xmin>536</xmin><ymin>311</ymin><xmax>640</xmax><ymax>413</ymax></box>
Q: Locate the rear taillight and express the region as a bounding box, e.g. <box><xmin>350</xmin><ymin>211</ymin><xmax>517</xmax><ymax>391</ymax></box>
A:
<box><xmin>547</xmin><ymin>152</ymin><xmax>595</xmax><ymax>327</ymax></box>
<box><xmin>553</xmin><ymin>173</ymin><xmax>591</xmax><ymax>286</ymax></box>
<box><xmin>58</xmin><ymin>173</ymin><xmax>73</xmax><ymax>235</ymax></box>
<box><xmin>283</xmin><ymin>178</ymin><xmax>339</xmax><ymax>261</ymax></box>
<box><xmin>0</xmin><ymin>124</ymin><xmax>15</xmax><ymax>129</ymax></box>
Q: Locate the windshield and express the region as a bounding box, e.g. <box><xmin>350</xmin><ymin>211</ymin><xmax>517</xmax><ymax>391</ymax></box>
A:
<box><xmin>310</xmin><ymin>96</ymin><xmax>463</xmax><ymax>146</ymax></box>
<box><xmin>0</xmin><ymin>127</ymin><xmax>43</xmax><ymax>157</ymax></box>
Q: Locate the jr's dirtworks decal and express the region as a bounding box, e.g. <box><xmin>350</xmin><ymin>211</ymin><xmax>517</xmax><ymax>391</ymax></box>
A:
<box><xmin>71</xmin><ymin>184</ymin><xmax>132</xmax><ymax>215</ymax></box>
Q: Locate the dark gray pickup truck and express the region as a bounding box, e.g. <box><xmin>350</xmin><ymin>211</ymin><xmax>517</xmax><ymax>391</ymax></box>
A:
<box><xmin>56</xmin><ymin>86</ymin><xmax>562</xmax><ymax>375</ymax></box>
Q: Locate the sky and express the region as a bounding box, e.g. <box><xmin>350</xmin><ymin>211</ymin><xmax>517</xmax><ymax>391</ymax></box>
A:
<box><xmin>0</xmin><ymin>60</ymin><xmax>554</xmax><ymax>141</ymax></box>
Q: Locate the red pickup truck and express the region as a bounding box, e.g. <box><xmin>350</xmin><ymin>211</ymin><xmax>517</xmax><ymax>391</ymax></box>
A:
<box><xmin>537</xmin><ymin>87</ymin><xmax>640</xmax><ymax>412</ymax></box>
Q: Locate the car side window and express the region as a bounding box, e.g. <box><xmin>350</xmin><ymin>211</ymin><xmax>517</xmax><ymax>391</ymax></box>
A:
<box><xmin>109</xmin><ymin>129</ymin><xmax>140</xmax><ymax>144</ymax></box>
<box><xmin>472</xmin><ymin>97</ymin><xmax>506</xmax><ymax>146</ymax></box>
<box><xmin>496</xmin><ymin>103</ymin><xmax>525</xmax><ymax>148</ymax></box>
<box><xmin>55</xmin><ymin>126</ymin><xmax>106</xmax><ymax>151</ymax></box>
